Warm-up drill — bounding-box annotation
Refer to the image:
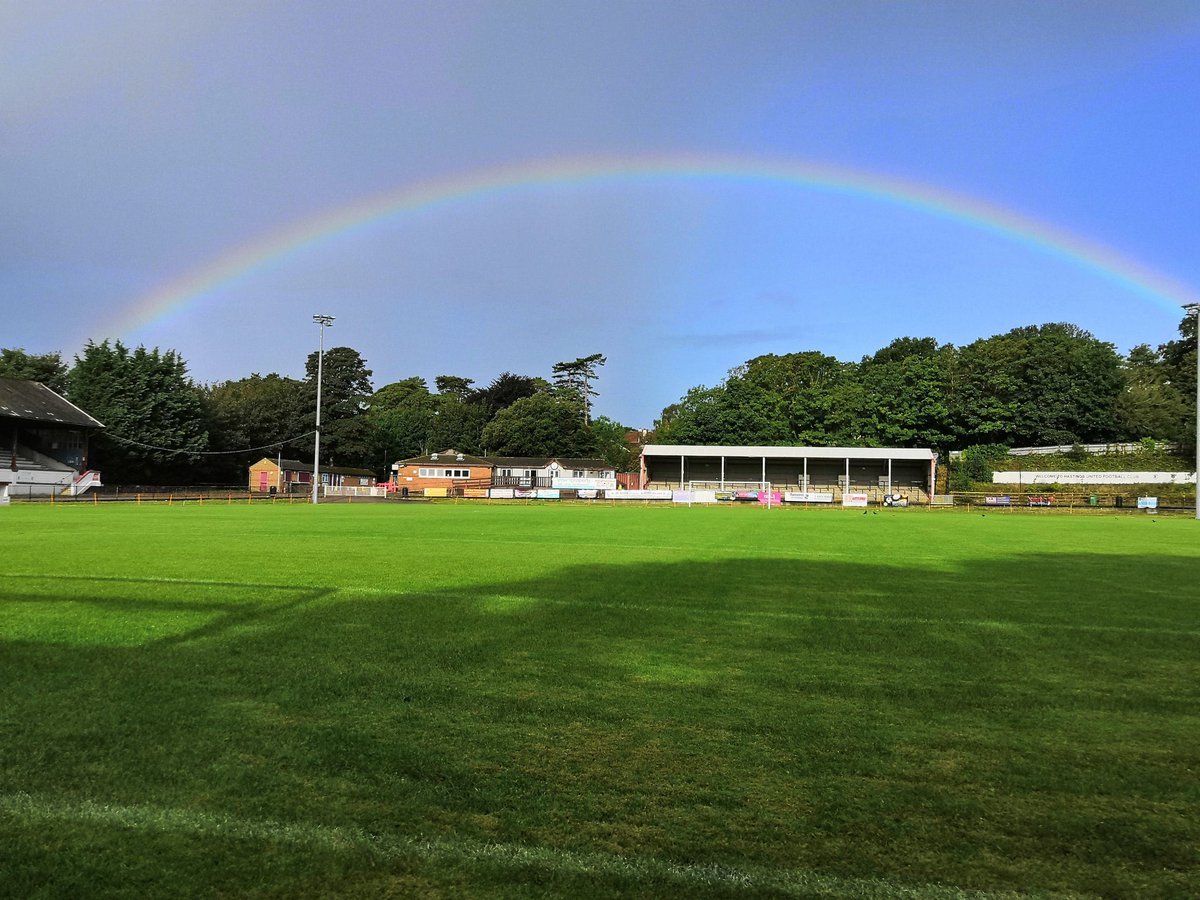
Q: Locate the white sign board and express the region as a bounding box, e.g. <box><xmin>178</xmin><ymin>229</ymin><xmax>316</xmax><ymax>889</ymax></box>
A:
<box><xmin>783</xmin><ymin>491</ymin><xmax>834</xmax><ymax>504</ymax></box>
<box><xmin>1137</xmin><ymin>496</ymin><xmax>1158</xmax><ymax>509</ymax></box>
<box><xmin>609</xmin><ymin>490</ymin><xmax>673</xmax><ymax>501</ymax></box>
<box><xmin>552</xmin><ymin>477</ymin><xmax>617</xmax><ymax>490</ymax></box>
<box><xmin>673</xmin><ymin>490</ymin><xmax>719</xmax><ymax>504</ymax></box>
<box><xmin>993</xmin><ymin>471</ymin><xmax>1195</xmax><ymax>485</ymax></box>
<box><xmin>842</xmin><ymin>493</ymin><xmax>869</xmax><ymax>507</ymax></box>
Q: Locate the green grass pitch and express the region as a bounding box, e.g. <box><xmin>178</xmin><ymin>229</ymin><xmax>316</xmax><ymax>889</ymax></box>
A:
<box><xmin>1</xmin><ymin>502</ymin><xmax>1197</xmax><ymax>898</ymax></box>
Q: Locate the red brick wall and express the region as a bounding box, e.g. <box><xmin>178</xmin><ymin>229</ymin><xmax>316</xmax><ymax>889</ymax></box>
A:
<box><xmin>393</xmin><ymin>463</ymin><xmax>493</xmax><ymax>492</ymax></box>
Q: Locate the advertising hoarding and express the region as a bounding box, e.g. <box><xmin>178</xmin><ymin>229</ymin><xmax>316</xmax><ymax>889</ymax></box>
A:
<box><xmin>993</xmin><ymin>471</ymin><xmax>1195</xmax><ymax>485</ymax></box>
<box><xmin>783</xmin><ymin>491</ymin><xmax>835</xmax><ymax>503</ymax></box>
<box><xmin>551</xmin><ymin>477</ymin><xmax>617</xmax><ymax>490</ymax></box>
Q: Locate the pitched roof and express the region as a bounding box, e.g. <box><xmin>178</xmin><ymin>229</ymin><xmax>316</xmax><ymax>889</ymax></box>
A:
<box><xmin>395</xmin><ymin>449</ymin><xmax>494</xmax><ymax>467</ymax></box>
<box><xmin>0</xmin><ymin>376</ymin><xmax>105</xmax><ymax>429</ymax></box>
<box><xmin>490</xmin><ymin>456</ymin><xmax>612</xmax><ymax>470</ymax></box>
<box><xmin>257</xmin><ymin>457</ymin><xmax>376</xmax><ymax>477</ymax></box>
<box><xmin>551</xmin><ymin>458</ymin><xmax>614</xmax><ymax>471</ymax></box>
<box><xmin>391</xmin><ymin>451</ymin><xmax>614</xmax><ymax>470</ymax></box>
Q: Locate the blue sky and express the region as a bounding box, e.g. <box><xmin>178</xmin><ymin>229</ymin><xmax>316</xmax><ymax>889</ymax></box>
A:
<box><xmin>3</xmin><ymin>1</ymin><xmax>1199</xmax><ymax>426</ymax></box>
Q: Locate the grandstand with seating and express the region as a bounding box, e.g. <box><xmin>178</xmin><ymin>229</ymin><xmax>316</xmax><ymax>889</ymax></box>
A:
<box><xmin>0</xmin><ymin>376</ymin><xmax>104</xmax><ymax>500</ymax></box>
<box><xmin>640</xmin><ymin>444</ymin><xmax>937</xmax><ymax>504</ymax></box>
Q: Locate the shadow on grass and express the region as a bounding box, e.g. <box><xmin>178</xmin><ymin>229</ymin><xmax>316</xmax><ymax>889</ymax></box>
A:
<box><xmin>1</xmin><ymin>552</ymin><xmax>1198</xmax><ymax>897</ymax></box>
<box><xmin>0</xmin><ymin>573</ymin><xmax>334</xmax><ymax>648</ymax></box>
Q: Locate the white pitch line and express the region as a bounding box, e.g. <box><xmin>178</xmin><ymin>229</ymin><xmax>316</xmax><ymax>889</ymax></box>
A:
<box><xmin>0</xmin><ymin>792</ymin><xmax>1043</xmax><ymax>899</ymax></box>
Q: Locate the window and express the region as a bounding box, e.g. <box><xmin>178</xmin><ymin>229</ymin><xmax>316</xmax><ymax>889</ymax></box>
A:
<box><xmin>573</xmin><ymin>470</ymin><xmax>584</xmax><ymax>478</ymax></box>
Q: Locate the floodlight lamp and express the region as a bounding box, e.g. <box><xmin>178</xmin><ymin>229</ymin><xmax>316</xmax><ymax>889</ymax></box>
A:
<box><xmin>312</xmin><ymin>314</ymin><xmax>336</xmax><ymax>326</ymax></box>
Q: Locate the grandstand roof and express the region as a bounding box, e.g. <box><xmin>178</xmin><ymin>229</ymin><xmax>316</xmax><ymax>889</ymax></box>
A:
<box><xmin>641</xmin><ymin>444</ymin><xmax>935</xmax><ymax>461</ymax></box>
<box><xmin>0</xmin><ymin>376</ymin><xmax>104</xmax><ymax>429</ymax></box>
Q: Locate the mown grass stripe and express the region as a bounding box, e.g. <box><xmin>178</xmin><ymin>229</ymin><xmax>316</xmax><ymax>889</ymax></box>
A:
<box><xmin>0</xmin><ymin>792</ymin><xmax>1049</xmax><ymax>899</ymax></box>
<box><xmin>537</xmin><ymin>598</ymin><xmax>1200</xmax><ymax>636</ymax></box>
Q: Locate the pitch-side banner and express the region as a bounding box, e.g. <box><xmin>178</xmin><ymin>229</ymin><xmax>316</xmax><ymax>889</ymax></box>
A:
<box><xmin>993</xmin><ymin>471</ymin><xmax>1196</xmax><ymax>485</ymax></box>
<box><xmin>783</xmin><ymin>491</ymin><xmax>834</xmax><ymax>503</ymax></box>
<box><xmin>552</xmin><ymin>477</ymin><xmax>617</xmax><ymax>490</ymax></box>
<box><xmin>609</xmin><ymin>490</ymin><xmax>673</xmax><ymax>500</ymax></box>
<box><xmin>673</xmin><ymin>490</ymin><xmax>719</xmax><ymax>503</ymax></box>
<box><xmin>842</xmin><ymin>493</ymin><xmax>869</xmax><ymax>507</ymax></box>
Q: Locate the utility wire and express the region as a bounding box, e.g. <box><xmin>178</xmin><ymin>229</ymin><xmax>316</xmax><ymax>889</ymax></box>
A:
<box><xmin>102</xmin><ymin>431</ymin><xmax>317</xmax><ymax>456</ymax></box>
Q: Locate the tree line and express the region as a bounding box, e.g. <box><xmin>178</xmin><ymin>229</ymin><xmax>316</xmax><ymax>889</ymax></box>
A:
<box><xmin>653</xmin><ymin>317</ymin><xmax>1197</xmax><ymax>457</ymax></box>
<box><xmin>3</xmin><ymin>315</ymin><xmax>1196</xmax><ymax>485</ymax></box>
<box><xmin>0</xmin><ymin>342</ymin><xmax>628</xmax><ymax>484</ymax></box>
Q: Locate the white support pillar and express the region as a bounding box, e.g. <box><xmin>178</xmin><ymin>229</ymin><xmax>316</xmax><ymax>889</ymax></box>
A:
<box><xmin>844</xmin><ymin>457</ymin><xmax>850</xmax><ymax>498</ymax></box>
<box><xmin>803</xmin><ymin>457</ymin><xmax>808</xmax><ymax>491</ymax></box>
<box><xmin>720</xmin><ymin>456</ymin><xmax>725</xmax><ymax>488</ymax></box>
<box><xmin>761</xmin><ymin>456</ymin><xmax>766</xmax><ymax>489</ymax></box>
<box><xmin>887</xmin><ymin>458</ymin><xmax>893</xmax><ymax>499</ymax></box>
<box><xmin>680</xmin><ymin>454</ymin><xmax>685</xmax><ymax>488</ymax></box>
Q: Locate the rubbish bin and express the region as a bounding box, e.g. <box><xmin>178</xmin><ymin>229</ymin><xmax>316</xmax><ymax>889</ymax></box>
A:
<box><xmin>1088</xmin><ymin>495</ymin><xmax>1098</xmax><ymax>507</ymax></box>
<box><xmin>1115</xmin><ymin>496</ymin><xmax>1123</xmax><ymax>508</ymax></box>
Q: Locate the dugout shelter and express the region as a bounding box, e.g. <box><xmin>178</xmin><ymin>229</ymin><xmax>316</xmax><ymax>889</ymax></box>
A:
<box><xmin>640</xmin><ymin>444</ymin><xmax>937</xmax><ymax>503</ymax></box>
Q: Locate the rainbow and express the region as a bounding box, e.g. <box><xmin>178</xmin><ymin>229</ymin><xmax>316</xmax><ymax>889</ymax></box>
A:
<box><xmin>109</xmin><ymin>154</ymin><xmax>1199</xmax><ymax>336</ymax></box>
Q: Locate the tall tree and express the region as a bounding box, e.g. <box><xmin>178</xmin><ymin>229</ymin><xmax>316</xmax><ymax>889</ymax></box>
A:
<box><xmin>302</xmin><ymin>346</ymin><xmax>374</xmax><ymax>466</ymax></box>
<box><xmin>741</xmin><ymin>351</ymin><xmax>847</xmax><ymax>444</ymax></box>
<box><xmin>855</xmin><ymin>339</ymin><xmax>959</xmax><ymax>450</ymax></box>
<box><xmin>434</xmin><ymin>375</ymin><xmax>475</xmax><ymax>399</ymax></box>
<box><xmin>1160</xmin><ymin>313</ymin><xmax>1197</xmax><ymax>404</ymax></box>
<box><xmin>429</xmin><ymin>395</ymin><xmax>489</xmax><ymax>454</ymax></box>
<box><xmin>590</xmin><ymin>416</ymin><xmax>639</xmax><ymax>471</ymax></box>
<box><xmin>481</xmin><ymin>392</ymin><xmax>595</xmax><ymax>457</ymax></box>
<box><xmin>653</xmin><ymin>375</ymin><xmax>787</xmax><ymax>446</ymax></box>
<box><xmin>366</xmin><ymin>377</ymin><xmax>436</xmax><ymax>465</ymax></box>
<box><xmin>955</xmin><ymin>323</ymin><xmax>1123</xmax><ymax>446</ymax></box>
<box><xmin>470</xmin><ymin>372</ymin><xmax>547</xmax><ymax>414</ymax></box>
<box><xmin>202</xmin><ymin>373</ymin><xmax>306</xmax><ymax>481</ymax></box>
<box><xmin>68</xmin><ymin>340</ymin><xmax>208</xmax><ymax>483</ymax></box>
<box><xmin>1113</xmin><ymin>344</ymin><xmax>1189</xmax><ymax>442</ymax></box>
<box><xmin>1158</xmin><ymin>312</ymin><xmax>1198</xmax><ymax>455</ymax></box>
<box><xmin>551</xmin><ymin>353</ymin><xmax>606</xmax><ymax>424</ymax></box>
<box><xmin>371</xmin><ymin>377</ymin><xmax>435</xmax><ymax>412</ymax></box>
<box><xmin>0</xmin><ymin>348</ymin><xmax>69</xmax><ymax>394</ymax></box>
